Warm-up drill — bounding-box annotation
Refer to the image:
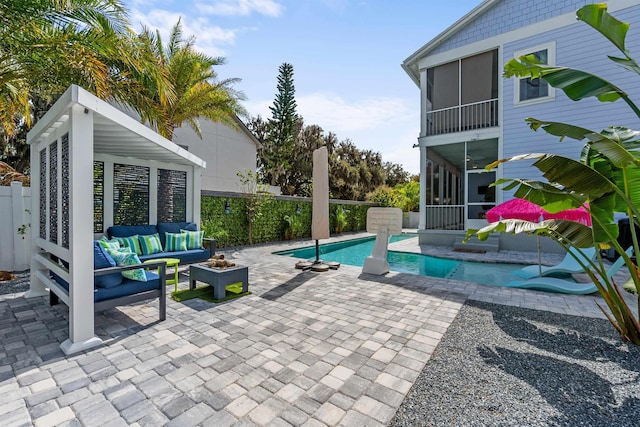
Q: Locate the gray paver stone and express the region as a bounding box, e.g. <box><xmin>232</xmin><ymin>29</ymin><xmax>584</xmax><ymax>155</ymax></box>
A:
<box><xmin>76</xmin><ymin>400</ymin><xmax>120</xmax><ymax>427</ymax></box>
<box><xmin>161</xmin><ymin>394</ymin><xmax>196</xmax><ymax>419</ymax></box>
<box><xmin>166</xmin><ymin>402</ymin><xmax>216</xmax><ymax>427</ymax></box>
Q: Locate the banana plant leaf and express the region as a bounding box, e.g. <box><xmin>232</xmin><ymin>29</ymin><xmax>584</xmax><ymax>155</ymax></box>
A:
<box><xmin>577</xmin><ymin>4</ymin><xmax>629</xmax><ymax>54</ymax></box>
<box><xmin>504</xmin><ymin>59</ymin><xmax>626</xmax><ymax>103</ymax></box>
<box><xmin>465</xmin><ymin>219</ymin><xmax>594</xmax><ymax>249</ymax></box>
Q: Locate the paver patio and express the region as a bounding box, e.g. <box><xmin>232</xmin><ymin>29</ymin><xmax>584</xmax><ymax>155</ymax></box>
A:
<box><xmin>0</xmin><ymin>234</ymin><xmax>622</xmax><ymax>426</ymax></box>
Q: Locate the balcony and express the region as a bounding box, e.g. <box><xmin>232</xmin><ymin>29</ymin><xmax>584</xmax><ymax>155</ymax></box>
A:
<box><xmin>425</xmin><ymin>98</ymin><xmax>498</xmax><ymax>136</ymax></box>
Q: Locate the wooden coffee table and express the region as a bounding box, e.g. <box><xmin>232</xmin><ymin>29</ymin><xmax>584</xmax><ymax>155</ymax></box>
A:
<box><xmin>189</xmin><ymin>264</ymin><xmax>248</xmax><ymax>300</ymax></box>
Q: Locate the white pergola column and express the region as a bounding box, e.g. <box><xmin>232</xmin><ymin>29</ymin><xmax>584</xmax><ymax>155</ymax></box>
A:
<box><xmin>26</xmin><ymin>139</ymin><xmax>48</xmax><ymax>298</ymax></box>
<box><xmin>419</xmin><ymin>146</ymin><xmax>427</xmax><ymax>230</ymax></box>
<box><xmin>61</xmin><ymin>104</ymin><xmax>102</xmax><ymax>355</ymax></box>
<box><xmin>192</xmin><ymin>166</ymin><xmax>202</xmax><ymax>227</ymax></box>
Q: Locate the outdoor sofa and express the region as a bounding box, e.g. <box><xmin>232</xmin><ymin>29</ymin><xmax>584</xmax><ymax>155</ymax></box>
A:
<box><xmin>49</xmin><ymin>242</ymin><xmax>168</xmax><ymax>320</ymax></box>
<box><xmin>49</xmin><ymin>222</ymin><xmax>215</xmax><ymax>321</ymax></box>
<box><xmin>106</xmin><ymin>222</ymin><xmax>216</xmax><ymax>263</ymax></box>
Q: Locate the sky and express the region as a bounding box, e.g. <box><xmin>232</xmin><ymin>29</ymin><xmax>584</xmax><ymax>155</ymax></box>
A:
<box><xmin>124</xmin><ymin>0</ymin><xmax>483</xmax><ymax>175</ymax></box>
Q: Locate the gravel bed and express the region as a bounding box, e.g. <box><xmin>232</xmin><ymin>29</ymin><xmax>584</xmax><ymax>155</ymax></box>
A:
<box><xmin>390</xmin><ymin>300</ymin><xmax>640</xmax><ymax>427</ymax></box>
<box><xmin>0</xmin><ymin>271</ymin><xmax>30</xmax><ymax>295</ymax></box>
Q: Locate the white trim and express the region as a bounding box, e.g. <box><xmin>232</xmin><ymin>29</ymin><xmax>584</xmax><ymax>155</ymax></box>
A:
<box><xmin>103</xmin><ymin>161</ymin><xmax>114</xmax><ymax>234</ymax></box>
<box><xmin>513</xmin><ymin>42</ymin><xmax>556</xmax><ymax>106</ymax></box>
<box><xmin>149</xmin><ymin>166</ymin><xmax>158</xmax><ymax>224</ymax></box>
<box><xmin>417</xmin><ymin>127</ymin><xmax>500</xmax><ymax>148</ymax></box>
<box><xmin>402</xmin><ymin>0</ymin><xmax>499</xmax><ymax>85</ymax></box>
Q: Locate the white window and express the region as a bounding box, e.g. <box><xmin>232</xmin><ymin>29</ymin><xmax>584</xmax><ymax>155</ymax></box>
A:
<box><xmin>514</xmin><ymin>42</ymin><xmax>555</xmax><ymax>105</ymax></box>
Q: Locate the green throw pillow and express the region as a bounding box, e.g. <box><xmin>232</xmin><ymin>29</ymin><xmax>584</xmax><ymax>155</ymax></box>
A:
<box><xmin>99</xmin><ymin>236</ymin><xmax>121</xmax><ymax>252</ymax></box>
<box><xmin>139</xmin><ymin>233</ymin><xmax>163</xmax><ymax>255</ymax></box>
<box><xmin>115</xmin><ymin>235</ymin><xmax>142</xmax><ymax>255</ymax></box>
<box><xmin>165</xmin><ymin>232</ymin><xmax>187</xmax><ymax>252</ymax></box>
<box><xmin>181</xmin><ymin>229</ymin><xmax>204</xmax><ymax>249</ymax></box>
<box><xmin>107</xmin><ymin>248</ymin><xmax>147</xmax><ymax>282</ymax></box>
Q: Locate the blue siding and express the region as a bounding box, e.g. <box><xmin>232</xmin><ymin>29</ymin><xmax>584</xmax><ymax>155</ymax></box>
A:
<box><xmin>432</xmin><ymin>0</ymin><xmax>601</xmax><ymax>55</ymax></box>
<box><xmin>501</xmin><ymin>6</ymin><xmax>640</xmax><ymax>195</ymax></box>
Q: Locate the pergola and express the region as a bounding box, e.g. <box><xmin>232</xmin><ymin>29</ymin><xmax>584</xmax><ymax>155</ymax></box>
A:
<box><xmin>25</xmin><ymin>85</ymin><xmax>206</xmax><ymax>355</ymax></box>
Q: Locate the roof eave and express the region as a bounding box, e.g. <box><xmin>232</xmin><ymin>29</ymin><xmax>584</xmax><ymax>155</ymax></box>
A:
<box><xmin>402</xmin><ymin>0</ymin><xmax>500</xmax><ymax>82</ymax></box>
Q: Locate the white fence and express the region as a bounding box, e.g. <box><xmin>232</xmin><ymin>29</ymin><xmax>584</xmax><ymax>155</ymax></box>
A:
<box><xmin>0</xmin><ymin>182</ymin><xmax>31</xmax><ymax>271</ymax></box>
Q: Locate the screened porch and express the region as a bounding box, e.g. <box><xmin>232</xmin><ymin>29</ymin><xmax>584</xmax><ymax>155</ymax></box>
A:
<box><xmin>424</xmin><ymin>138</ymin><xmax>498</xmax><ymax>230</ymax></box>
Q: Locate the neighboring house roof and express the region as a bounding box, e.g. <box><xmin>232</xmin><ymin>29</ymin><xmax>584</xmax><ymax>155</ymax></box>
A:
<box><xmin>234</xmin><ymin>115</ymin><xmax>263</xmax><ymax>149</ymax></box>
<box><xmin>27</xmin><ymin>85</ymin><xmax>206</xmax><ymax>168</ymax></box>
<box><xmin>402</xmin><ymin>0</ymin><xmax>498</xmax><ymax>86</ymax></box>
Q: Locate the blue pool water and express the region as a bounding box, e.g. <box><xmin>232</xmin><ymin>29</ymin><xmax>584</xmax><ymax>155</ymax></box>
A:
<box><xmin>275</xmin><ymin>235</ymin><xmax>530</xmax><ymax>287</ymax></box>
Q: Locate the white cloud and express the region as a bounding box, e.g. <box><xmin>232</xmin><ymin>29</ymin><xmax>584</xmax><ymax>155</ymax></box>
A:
<box><xmin>244</xmin><ymin>92</ymin><xmax>421</xmax><ymax>173</ymax></box>
<box><xmin>296</xmin><ymin>93</ymin><xmax>413</xmax><ymax>134</ymax></box>
<box><xmin>245</xmin><ymin>93</ymin><xmax>413</xmax><ymax>132</ymax></box>
<box><xmin>195</xmin><ymin>0</ymin><xmax>284</xmax><ymax>17</ymax></box>
<box><xmin>129</xmin><ymin>8</ymin><xmax>239</xmax><ymax>56</ymax></box>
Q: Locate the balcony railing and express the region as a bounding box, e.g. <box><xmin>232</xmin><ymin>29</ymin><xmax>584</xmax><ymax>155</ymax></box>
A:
<box><xmin>425</xmin><ymin>205</ymin><xmax>464</xmax><ymax>230</ymax></box>
<box><xmin>425</xmin><ymin>98</ymin><xmax>498</xmax><ymax>136</ymax></box>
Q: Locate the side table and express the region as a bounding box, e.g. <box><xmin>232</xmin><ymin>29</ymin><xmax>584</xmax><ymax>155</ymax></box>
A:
<box><xmin>144</xmin><ymin>258</ymin><xmax>180</xmax><ymax>292</ymax></box>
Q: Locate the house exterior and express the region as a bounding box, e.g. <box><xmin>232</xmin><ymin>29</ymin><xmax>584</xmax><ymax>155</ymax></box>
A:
<box><xmin>402</xmin><ymin>0</ymin><xmax>640</xmax><ymax>250</ymax></box>
<box><xmin>172</xmin><ymin>117</ymin><xmax>261</xmax><ymax>192</ymax></box>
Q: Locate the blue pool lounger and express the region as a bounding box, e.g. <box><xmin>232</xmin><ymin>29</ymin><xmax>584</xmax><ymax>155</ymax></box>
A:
<box><xmin>511</xmin><ymin>247</ymin><xmax>597</xmax><ymax>279</ymax></box>
<box><xmin>505</xmin><ymin>247</ymin><xmax>633</xmax><ymax>294</ymax></box>
<box><xmin>504</xmin><ymin>277</ymin><xmax>597</xmax><ymax>294</ymax></box>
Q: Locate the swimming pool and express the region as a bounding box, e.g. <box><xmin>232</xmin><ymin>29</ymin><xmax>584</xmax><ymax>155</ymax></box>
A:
<box><xmin>275</xmin><ymin>235</ymin><xmax>531</xmax><ymax>287</ymax></box>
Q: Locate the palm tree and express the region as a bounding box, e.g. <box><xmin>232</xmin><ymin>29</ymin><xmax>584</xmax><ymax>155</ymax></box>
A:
<box><xmin>0</xmin><ymin>0</ymin><xmax>135</xmax><ymax>171</ymax></box>
<box><xmin>129</xmin><ymin>20</ymin><xmax>246</xmax><ymax>140</ymax></box>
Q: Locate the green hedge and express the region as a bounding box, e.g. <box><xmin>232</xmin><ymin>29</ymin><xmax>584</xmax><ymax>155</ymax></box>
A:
<box><xmin>201</xmin><ymin>195</ymin><xmax>372</xmax><ymax>248</ymax></box>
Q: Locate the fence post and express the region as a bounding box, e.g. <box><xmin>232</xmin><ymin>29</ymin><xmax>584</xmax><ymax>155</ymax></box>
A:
<box><xmin>11</xmin><ymin>181</ymin><xmax>30</xmax><ymax>271</ymax></box>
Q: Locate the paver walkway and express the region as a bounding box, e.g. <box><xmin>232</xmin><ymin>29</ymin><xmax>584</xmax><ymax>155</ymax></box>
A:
<box><xmin>0</xmin><ymin>233</ymin><xmax>622</xmax><ymax>426</ymax></box>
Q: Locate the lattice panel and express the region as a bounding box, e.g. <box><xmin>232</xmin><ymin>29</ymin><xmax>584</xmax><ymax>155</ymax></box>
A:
<box><xmin>39</xmin><ymin>149</ymin><xmax>46</xmax><ymax>239</ymax></box>
<box><xmin>157</xmin><ymin>169</ymin><xmax>187</xmax><ymax>223</ymax></box>
<box><xmin>113</xmin><ymin>164</ymin><xmax>149</xmax><ymax>225</ymax></box>
<box><xmin>49</xmin><ymin>141</ymin><xmax>58</xmax><ymax>244</ymax></box>
<box><xmin>93</xmin><ymin>161</ymin><xmax>104</xmax><ymax>233</ymax></box>
<box><xmin>61</xmin><ymin>134</ymin><xmax>70</xmax><ymax>248</ymax></box>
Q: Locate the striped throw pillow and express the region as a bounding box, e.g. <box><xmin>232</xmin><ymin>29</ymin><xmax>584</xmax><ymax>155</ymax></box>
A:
<box><xmin>99</xmin><ymin>236</ymin><xmax>121</xmax><ymax>252</ymax></box>
<box><xmin>139</xmin><ymin>233</ymin><xmax>163</xmax><ymax>255</ymax></box>
<box><xmin>115</xmin><ymin>235</ymin><xmax>142</xmax><ymax>255</ymax></box>
<box><xmin>106</xmin><ymin>249</ymin><xmax>147</xmax><ymax>282</ymax></box>
<box><xmin>181</xmin><ymin>229</ymin><xmax>204</xmax><ymax>249</ymax></box>
<box><xmin>165</xmin><ymin>232</ymin><xmax>187</xmax><ymax>252</ymax></box>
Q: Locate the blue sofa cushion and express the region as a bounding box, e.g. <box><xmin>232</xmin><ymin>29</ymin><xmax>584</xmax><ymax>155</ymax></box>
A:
<box><xmin>94</xmin><ymin>271</ymin><xmax>160</xmax><ymax>302</ymax></box>
<box><xmin>94</xmin><ymin>241</ymin><xmax>122</xmax><ymax>288</ymax></box>
<box><xmin>52</xmin><ymin>271</ymin><xmax>160</xmax><ymax>302</ymax></box>
<box><xmin>139</xmin><ymin>248</ymin><xmax>208</xmax><ymax>264</ymax></box>
<box><xmin>108</xmin><ymin>224</ymin><xmax>159</xmax><ymax>240</ymax></box>
<box><xmin>158</xmin><ymin>222</ymin><xmax>197</xmax><ymax>247</ymax></box>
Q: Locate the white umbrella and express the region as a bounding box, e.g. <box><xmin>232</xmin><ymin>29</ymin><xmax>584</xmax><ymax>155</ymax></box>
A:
<box><xmin>312</xmin><ymin>147</ymin><xmax>329</xmax><ymax>262</ymax></box>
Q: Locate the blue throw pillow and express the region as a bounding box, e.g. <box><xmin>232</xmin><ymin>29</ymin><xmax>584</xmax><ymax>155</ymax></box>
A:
<box><xmin>139</xmin><ymin>233</ymin><xmax>163</xmax><ymax>255</ymax></box>
<box><xmin>165</xmin><ymin>232</ymin><xmax>187</xmax><ymax>252</ymax></box>
<box><xmin>181</xmin><ymin>229</ymin><xmax>204</xmax><ymax>249</ymax></box>
<box><xmin>93</xmin><ymin>241</ymin><xmax>123</xmax><ymax>288</ymax></box>
<box><xmin>107</xmin><ymin>248</ymin><xmax>147</xmax><ymax>282</ymax></box>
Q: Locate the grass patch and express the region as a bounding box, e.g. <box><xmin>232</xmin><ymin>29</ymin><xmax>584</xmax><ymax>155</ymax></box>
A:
<box><xmin>172</xmin><ymin>282</ymin><xmax>251</xmax><ymax>303</ymax></box>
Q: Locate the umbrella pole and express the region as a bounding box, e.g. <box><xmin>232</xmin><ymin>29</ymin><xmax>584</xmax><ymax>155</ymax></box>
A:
<box><xmin>315</xmin><ymin>240</ymin><xmax>320</xmax><ymax>264</ymax></box>
<box><xmin>537</xmin><ymin>235</ymin><xmax>542</xmax><ymax>276</ymax></box>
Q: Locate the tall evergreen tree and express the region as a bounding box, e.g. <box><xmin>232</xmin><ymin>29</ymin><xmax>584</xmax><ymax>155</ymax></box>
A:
<box><xmin>260</xmin><ymin>63</ymin><xmax>298</xmax><ymax>192</ymax></box>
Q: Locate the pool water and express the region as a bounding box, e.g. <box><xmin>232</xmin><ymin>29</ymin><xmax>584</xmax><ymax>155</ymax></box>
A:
<box><xmin>275</xmin><ymin>234</ymin><xmax>530</xmax><ymax>287</ymax></box>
